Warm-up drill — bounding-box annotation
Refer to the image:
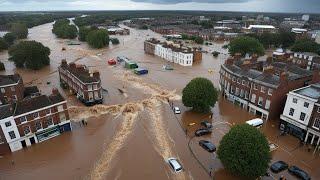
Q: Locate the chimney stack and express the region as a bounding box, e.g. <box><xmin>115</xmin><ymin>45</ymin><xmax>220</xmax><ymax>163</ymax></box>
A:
<box><xmin>263</xmin><ymin>66</ymin><xmax>275</xmax><ymax>75</ymax></box>
<box><xmin>52</xmin><ymin>88</ymin><xmax>59</xmax><ymax>95</ymax></box>
<box><xmin>312</xmin><ymin>68</ymin><xmax>320</xmax><ymax>84</ymax></box>
<box><xmin>226</xmin><ymin>57</ymin><xmax>235</xmax><ymax>65</ymax></box>
<box><xmin>234</xmin><ymin>53</ymin><xmax>242</xmax><ymax>60</ymax></box>
<box><xmin>280</xmin><ymin>71</ymin><xmax>288</xmax><ymax>83</ymax></box>
<box><xmin>61</xmin><ymin>59</ymin><xmax>67</xmax><ymax>66</ymax></box>
<box><xmin>92</xmin><ymin>71</ymin><xmax>100</xmax><ymax>79</ymax></box>
<box><xmin>69</xmin><ymin>62</ymin><xmax>76</xmax><ymax>69</ymax></box>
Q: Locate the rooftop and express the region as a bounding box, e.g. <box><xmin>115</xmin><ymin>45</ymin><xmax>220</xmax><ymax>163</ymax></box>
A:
<box><xmin>0</xmin><ymin>74</ymin><xmax>21</xmax><ymax>87</ymax></box>
<box><xmin>0</xmin><ymin>104</ymin><xmax>13</xmax><ymax>119</ymax></box>
<box><xmin>294</xmin><ymin>83</ymin><xmax>320</xmax><ymax>100</ymax></box>
<box><xmin>247</xmin><ymin>25</ymin><xmax>276</xmax><ymax>29</ymax></box>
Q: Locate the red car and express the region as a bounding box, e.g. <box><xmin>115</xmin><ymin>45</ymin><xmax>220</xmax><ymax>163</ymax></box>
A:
<box><xmin>108</xmin><ymin>59</ymin><xmax>116</xmax><ymax>65</ymax></box>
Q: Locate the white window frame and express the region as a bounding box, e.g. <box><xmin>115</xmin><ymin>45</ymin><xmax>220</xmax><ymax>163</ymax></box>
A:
<box><xmin>313</xmin><ymin>118</ymin><xmax>320</xmax><ymax>130</ymax></box>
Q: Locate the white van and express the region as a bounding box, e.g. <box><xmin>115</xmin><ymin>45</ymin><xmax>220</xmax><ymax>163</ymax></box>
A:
<box><xmin>167</xmin><ymin>158</ymin><xmax>183</xmax><ymax>173</ymax></box>
<box><xmin>246</xmin><ymin>118</ymin><xmax>264</xmax><ymax>128</ymax></box>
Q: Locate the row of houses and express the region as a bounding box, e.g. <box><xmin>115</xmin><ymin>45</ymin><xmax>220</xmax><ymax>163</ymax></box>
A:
<box><xmin>144</xmin><ymin>38</ymin><xmax>202</xmax><ymax>66</ymax></box>
<box><xmin>0</xmin><ymin>74</ymin><xmax>71</xmax><ymax>154</ymax></box>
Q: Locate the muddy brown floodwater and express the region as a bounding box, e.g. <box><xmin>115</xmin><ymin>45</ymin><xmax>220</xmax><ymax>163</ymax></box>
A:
<box><xmin>1</xmin><ymin>21</ymin><xmax>320</xmax><ymax>180</ymax></box>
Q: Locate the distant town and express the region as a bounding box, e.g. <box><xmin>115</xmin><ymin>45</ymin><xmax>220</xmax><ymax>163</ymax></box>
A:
<box><xmin>0</xmin><ymin>10</ymin><xmax>320</xmax><ymax>180</ymax></box>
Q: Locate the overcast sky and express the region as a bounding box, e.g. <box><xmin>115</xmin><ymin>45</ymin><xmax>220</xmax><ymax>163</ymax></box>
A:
<box><xmin>0</xmin><ymin>0</ymin><xmax>319</xmax><ymax>13</ymax></box>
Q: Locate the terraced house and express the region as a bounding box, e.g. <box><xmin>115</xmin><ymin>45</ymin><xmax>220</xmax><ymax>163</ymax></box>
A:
<box><xmin>219</xmin><ymin>56</ymin><xmax>315</xmax><ymax>121</ymax></box>
<box><xmin>58</xmin><ymin>60</ymin><xmax>103</xmax><ymax>106</ymax></box>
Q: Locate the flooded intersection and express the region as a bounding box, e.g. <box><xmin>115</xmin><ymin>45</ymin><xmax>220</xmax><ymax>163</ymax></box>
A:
<box><xmin>0</xmin><ymin>21</ymin><xmax>320</xmax><ymax>180</ymax></box>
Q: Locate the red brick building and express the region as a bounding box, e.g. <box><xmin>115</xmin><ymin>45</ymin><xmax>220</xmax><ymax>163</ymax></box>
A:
<box><xmin>220</xmin><ymin>57</ymin><xmax>314</xmax><ymax>120</ymax></box>
<box><xmin>58</xmin><ymin>60</ymin><xmax>103</xmax><ymax>106</ymax></box>
<box><xmin>0</xmin><ymin>74</ymin><xmax>25</xmax><ymax>105</ymax></box>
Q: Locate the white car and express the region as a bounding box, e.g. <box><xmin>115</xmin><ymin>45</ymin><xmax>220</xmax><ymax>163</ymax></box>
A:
<box><xmin>173</xmin><ymin>107</ymin><xmax>181</xmax><ymax>114</ymax></box>
<box><xmin>167</xmin><ymin>158</ymin><xmax>183</xmax><ymax>173</ymax></box>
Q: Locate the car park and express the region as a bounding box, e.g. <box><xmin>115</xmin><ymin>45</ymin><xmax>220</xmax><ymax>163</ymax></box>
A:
<box><xmin>270</xmin><ymin>161</ymin><xmax>288</xmax><ymax>173</ymax></box>
<box><xmin>288</xmin><ymin>166</ymin><xmax>310</xmax><ymax>180</ymax></box>
<box><xmin>167</xmin><ymin>158</ymin><xmax>183</xmax><ymax>173</ymax></box>
<box><xmin>201</xmin><ymin>121</ymin><xmax>212</xmax><ymax>129</ymax></box>
<box><xmin>195</xmin><ymin>128</ymin><xmax>212</xmax><ymax>137</ymax></box>
<box><xmin>199</xmin><ymin>140</ymin><xmax>216</xmax><ymax>153</ymax></box>
<box><xmin>173</xmin><ymin>107</ymin><xmax>181</xmax><ymax>114</ymax></box>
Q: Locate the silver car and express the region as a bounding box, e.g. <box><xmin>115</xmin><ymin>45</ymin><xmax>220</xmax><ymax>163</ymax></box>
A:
<box><xmin>167</xmin><ymin>157</ymin><xmax>183</xmax><ymax>173</ymax></box>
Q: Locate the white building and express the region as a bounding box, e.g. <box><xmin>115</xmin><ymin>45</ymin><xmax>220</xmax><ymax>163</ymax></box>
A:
<box><xmin>280</xmin><ymin>83</ymin><xmax>320</xmax><ymax>145</ymax></box>
<box><xmin>155</xmin><ymin>43</ymin><xmax>194</xmax><ymax>66</ymax></box>
<box><xmin>302</xmin><ymin>14</ymin><xmax>310</xmax><ymax>22</ymax></box>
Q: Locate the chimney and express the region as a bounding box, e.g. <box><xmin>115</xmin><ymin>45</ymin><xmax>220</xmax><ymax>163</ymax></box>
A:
<box><xmin>61</xmin><ymin>59</ymin><xmax>67</xmax><ymax>66</ymax></box>
<box><xmin>226</xmin><ymin>57</ymin><xmax>235</xmax><ymax>65</ymax></box>
<box><xmin>69</xmin><ymin>62</ymin><xmax>76</xmax><ymax>69</ymax></box>
<box><xmin>241</xmin><ymin>60</ymin><xmax>252</xmax><ymax>69</ymax></box>
<box><xmin>312</xmin><ymin>68</ymin><xmax>320</xmax><ymax>84</ymax></box>
<box><xmin>251</xmin><ymin>54</ymin><xmax>258</xmax><ymax>62</ymax></box>
<box><xmin>52</xmin><ymin>88</ymin><xmax>59</xmax><ymax>95</ymax></box>
<box><xmin>234</xmin><ymin>53</ymin><xmax>242</xmax><ymax>60</ymax></box>
<box><xmin>280</xmin><ymin>71</ymin><xmax>288</xmax><ymax>83</ymax></box>
<box><xmin>92</xmin><ymin>71</ymin><xmax>100</xmax><ymax>79</ymax></box>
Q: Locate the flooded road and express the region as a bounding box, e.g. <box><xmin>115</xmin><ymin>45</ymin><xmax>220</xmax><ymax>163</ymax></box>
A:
<box><xmin>1</xmin><ymin>21</ymin><xmax>320</xmax><ymax>180</ymax></box>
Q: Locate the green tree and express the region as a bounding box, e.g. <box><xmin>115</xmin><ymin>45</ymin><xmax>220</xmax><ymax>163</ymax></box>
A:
<box><xmin>78</xmin><ymin>26</ymin><xmax>92</xmax><ymax>41</ymax></box>
<box><xmin>291</xmin><ymin>39</ymin><xmax>320</xmax><ymax>55</ymax></box>
<box><xmin>10</xmin><ymin>23</ymin><xmax>28</xmax><ymax>39</ymax></box>
<box><xmin>86</xmin><ymin>29</ymin><xmax>109</xmax><ymax>49</ymax></box>
<box><xmin>279</xmin><ymin>31</ymin><xmax>295</xmax><ymax>48</ymax></box>
<box><xmin>0</xmin><ymin>38</ymin><xmax>8</xmax><ymax>51</ymax></box>
<box><xmin>3</xmin><ymin>33</ymin><xmax>16</xmax><ymax>46</ymax></box>
<box><xmin>8</xmin><ymin>41</ymin><xmax>50</xmax><ymax>70</ymax></box>
<box><xmin>182</xmin><ymin>77</ymin><xmax>218</xmax><ymax>113</ymax></box>
<box><xmin>217</xmin><ymin>124</ymin><xmax>271</xmax><ymax>179</ymax></box>
<box><xmin>52</xmin><ymin>19</ymin><xmax>78</xmax><ymax>39</ymax></box>
<box><xmin>228</xmin><ymin>36</ymin><xmax>265</xmax><ymax>56</ymax></box>
<box><xmin>194</xmin><ymin>36</ymin><xmax>204</xmax><ymax>44</ymax></box>
<box><xmin>181</xmin><ymin>34</ymin><xmax>189</xmax><ymax>40</ymax></box>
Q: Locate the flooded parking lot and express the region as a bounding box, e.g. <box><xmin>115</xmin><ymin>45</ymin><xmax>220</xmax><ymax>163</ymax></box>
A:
<box><xmin>0</xmin><ymin>21</ymin><xmax>320</xmax><ymax>180</ymax></box>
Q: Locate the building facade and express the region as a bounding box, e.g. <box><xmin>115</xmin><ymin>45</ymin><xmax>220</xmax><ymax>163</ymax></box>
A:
<box><xmin>280</xmin><ymin>83</ymin><xmax>320</xmax><ymax>146</ymax></box>
<box><xmin>0</xmin><ymin>74</ymin><xmax>25</xmax><ymax>105</ymax></box>
<box><xmin>58</xmin><ymin>60</ymin><xmax>103</xmax><ymax>106</ymax></box>
<box><xmin>219</xmin><ymin>57</ymin><xmax>314</xmax><ymax>121</ymax></box>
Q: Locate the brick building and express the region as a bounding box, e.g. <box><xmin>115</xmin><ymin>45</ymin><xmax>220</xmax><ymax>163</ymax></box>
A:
<box><xmin>0</xmin><ymin>74</ymin><xmax>25</xmax><ymax>105</ymax></box>
<box><xmin>0</xmin><ymin>88</ymin><xmax>71</xmax><ymax>154</ymax></box>
<box><xmin>219</xmin><ymin>56</ymin><xmax>314</xmax><ymax>120</ymax></box>
<box><xmin>58</xmin><ymin>60</ymin><xmax>103</xmax><ymax>106</ymax></box>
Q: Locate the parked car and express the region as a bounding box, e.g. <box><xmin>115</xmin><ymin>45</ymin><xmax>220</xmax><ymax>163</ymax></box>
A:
<box><xmin>163</xmin><ymin>64</ymin><xmax>174</xmax><ymax>70</ymax></box>
<box><xmin>108</xmin><ymin>58</ymin><xmax>117</xmax><ymax>65</ymax></box>
<box><xmin>201</xmin><ymin>121</ymin><xmax>213</xmax><ymax>129</ymax></box>
<box><xmin>199</xmin><ymin>140</ymin><xmax>216</xmax><ymax>153</ymax></box>
<box><xmin>167</xmin><ymin>158</ymin><xmax>183</xmax><ymax>173</ymax></box>
<box><xmin>173</xmin><ymin>107</ymin><xmax>181</xmax><ymax>114</ymax></box>
<box><xmin>288</xmin><ymin>166</ymin><xmax>310</xmax><ymax>180</ymax></box>
<box><xmin>270</xmin><ymin>161</ymin><xmax>288</xmax><ymax>173</ymax></box>
<box><xmin>195</xmin><ymin>128</ymin><xmax>212</xmax><ymax>137</ymax></box>
<box><xmin>134</xmin><ymin>67</ymin><xmax>148</xmax><ymax>75</ymax></box>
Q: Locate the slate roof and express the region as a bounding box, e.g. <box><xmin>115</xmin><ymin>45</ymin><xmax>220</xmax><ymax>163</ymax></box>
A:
<box><xmin>0</xmin><ymin>74</ymin><xmax>21</xmax><ymax>87</ymax></box>
<box><xmin>60</xmin><ymin>63</ymin><xmax>100</xmax><ymax>84</ymax></box>
<box><xmin>294</xmin><ymin>83</ymin><xmax>320</xmax><ymax>100</ymax></box>
<box><xmin>0</xmin><ymin>104</ymin><xmax>13</xmax><ymax>119</ymax></box>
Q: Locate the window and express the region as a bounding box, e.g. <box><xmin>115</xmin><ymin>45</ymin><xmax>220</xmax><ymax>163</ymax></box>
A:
<box><xmin>265</xmin><ymin>100</ymin><xmax>271</xmax><ymax>110</ymax></box>
<box><xmin>235</xmin><ymin>88</ymin><xmax>240</xmax><ymax>96</ymax></box>
<box><xmin>0</xmin><ymin>88</ymin><xmax>5</xmax><ymax>93</ymax></box>
<box><xmin>258</xmin><ymin>97</ymin><xmax>263</xmax><ymax>106</ymax></box>
<box><xmin>251</xmin><ymin>94</ymin><xmax>256</xmax><ymax>103</ymax></box>
<box><xmin>293</xmin><ymin>98</ymin><xmax>298</xmax><ymax>104</ymax></box>
<box><xmin>46</xmin><ymin>117</ymin><xmax>53</xmax><ymax>127</ymax></box>
<box><xmin>5</xmin><ymin>121</ymin><xmax>11</xmax><ymax>127</ymax></box>
<box><xmin>261</xmin><ymin>86</ymin><xmax>266</xmax><ymax>93</ymax></box>
<box><xmin>33</xmin><ymin>112</ymin><xmax>39</xmax><ymax>119</ymax></box>
<box><xmin>313</xmin><ymin>118</ymin><xmax>320</xmax><ymax>129</ymax></box>
<box><xmin>8</xmin><ymin>131</ymin><xmax>16</xmax><ymax>139</ymax></box>
<box><xmin>35</xmin><ymin>121</ymin><xmax>42</xmax><ymax>131</ymax></box>
<box><xmin>242</xmin><ymin>80</ymin><xmax>246</xmax><ymax>85</ymax></box>
<box><xmin>299</xmin><ymin>112</ymin><xmax>306</xmax><ymax>121</ymax></box>
<box><xmin>237</xmin><ymin>78</ymin><xmax>241</xmax><ymax>84</ymax></box>
<box><xmin>12</xmin><ymin>95</ymin><xmax>17</xmax><ymax>101</ymax></box>
<box><xmin>23</xmin><ymin>126</ymin><xmax>31</xmax><ymax>135</ymax></box>
<box><xmin>289</xmin><ymin>108</ymin><xmax>295</xmax><ymax>116</ymax></box>
<box><xmin>59</xmin><ymin>112</ymin><xmax>66</xmax><ymax>122</ymax></box>
<box><xmin>58</xmin><ymin>105</ymin><xmax>64</xmax><ymax>112</ymax></box>
<box><xmin>20</xmin><ymin>116</ymin><xmax>27</xmax><ymax>123</ymax></box>
<box><xmin>318</xmin><ymin>107</ymin><xmax>320</xmax><ymax>113</ymax></box>
<box><xmin>88</xmin><ymin>85</ymin><xmax>93</xmax><ymax>91</ymax></box>
<box><xmin>232</xmin><ymin>77</ymin><xmax>236</xmax><ymax>82</ymax></box>
<box><xmin>268</xmin><ymin>89</ymin><xmax>273</xmax><ymax>95</ymax></box>
<box><xmin>304</xmin><ymin>102</ymin><xmax>309</xmax><ymax>108</ymax></box>
<box><xmin>10</xmin><ymin>86</ymin><xmax>15</xmax><ymax>92</ymax></box>
<box><xmin>253</xmin><ymin>84</ymin><xmax>258</xmax><ymax>90</ymax></box>
<box><xmin>46</xmin><ymin>108</ymin><xmax>51</xmax><ymax>114</ymax></box>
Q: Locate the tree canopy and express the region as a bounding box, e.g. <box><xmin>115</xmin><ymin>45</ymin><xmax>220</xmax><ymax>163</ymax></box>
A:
<box><xmin>52</xmin><ymin>19</ymin><xmax>78</xmax><ymax>39</ymax></box>
<box><xmin>0</xmin><ymin>62</ymin><xmax>5</xmax><ymax>71</ymax></box>
<box><xmin>246</xmin><ymin>31</ymin><xmax>296</xmax><ymax>49</ymax></box>
<box><xmin>182</xmin><ymin>77</ymin><xmax>218</xmax><ymax>113</ymax></box>
<box><xmin>78</xmin><ymin>26</ymin><xmax>92</xmax><ymax>41</ymax></box>
<box><xmin>228</xmin><ymin>36</ymin><xmax>265</xmax><ymax>56</ymax></box>
<box><xmin>86</xmin><ymin>29</ymin><xmax>109</xmax><ymax>49</ymax></box>
<box><xmin>3</xmin><ymin>33</ymin><xmax>16</xmax><ymax>46</ymax></box>
<box><xmin>8</xmin><ymin>41</ymin><xmax>51</xmax><ymax>70</ymax></box>
<box><xmin>0</xmin><ymin>38</ymin><xmax>8</xmax><ymax>51</ymax></box>
<box><xmin>10</xmin><ymin>23</ymin><xmax>28</xmax><ymax>39</ymax></box>
<box><xmin>110</xmin><ymin>38</ymin><xmax>120</xmax><ymax>45</ymax></box>
<box><xmin>291</xmin><ymin>39</ymin><xmax>320</xmax><ymax>55</ymax></box>
<box><xmin>217</xmin><ymin>124</ymin><xmax>271</xmax><ymax>179</ymax></box>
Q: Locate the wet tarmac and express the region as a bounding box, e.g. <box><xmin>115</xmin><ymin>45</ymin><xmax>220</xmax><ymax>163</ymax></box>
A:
<box><xmin>0</xmin><ymin>21</ymin><xmax>320</xmax><ymax>180</ymax></box>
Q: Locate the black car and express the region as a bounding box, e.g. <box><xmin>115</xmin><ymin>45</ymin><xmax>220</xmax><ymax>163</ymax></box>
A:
<box><xmin>288</xmin><ymin>166</ymin><xmax>311</xmax><ymax>180</ymax></box>
<box><xmin>195</xmin><ymin>128</ymin><xmax>212</xmax><ymax>137</ymax></box>
<box><xmin>270</xmin><ymin>161</ymin><xmax>288</xmax><ymax>173</ymax></box>
<box><xmin>199</xmin><ymin>140</ymin><xmax>216</xmax><ymax>153</ymax></box>
<box><xmin>200</xmin><ymin>121</ymin><xmax>213</xmax><ymax>129</ymax></box>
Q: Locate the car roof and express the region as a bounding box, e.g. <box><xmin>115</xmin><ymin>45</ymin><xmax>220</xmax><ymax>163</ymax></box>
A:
<box><xmin>169</xmin><ymin>158</ymin><xmax>182</xmax><ymax>169</ymax></box>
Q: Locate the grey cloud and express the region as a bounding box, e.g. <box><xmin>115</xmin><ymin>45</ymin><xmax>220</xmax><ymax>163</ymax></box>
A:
<box><xmin>130</xmin><ymin>0</ymin><xmax>253</xmax><ymax>4</ymax></box>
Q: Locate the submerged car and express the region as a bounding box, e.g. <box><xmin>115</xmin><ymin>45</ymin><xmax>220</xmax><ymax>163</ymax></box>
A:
<box><xmin>270</xmin><ymin>161</ymin><xmax>288</xmax><ymax>173</ymax></box>
<box><xmin>199</xmin><ymin>140</ymin><xmax>216</xmax><ymax>153</ymax></box>
<box><xmin>288</xmin><ymin>166</ymin><xmax>310</xmax><ymax>180</ymax></box>
<box><xmin>108</xmin><ymin>58</ymin><xmax>116</xmax><ymax>65</ymax></box>
<box><xmin>167</xmin><ymin>158</ymin><xmax>183</xmax><ymax>173</ymax></box>
<box><xmin>200</xmin><ymin>121</ymin><xmax>213</xmax><ymax>129</ymax></box>
<box><xmin>195</xmin><ymin>128</ymin><xmax>212</xmax><ymax>137</ymax></box>
<box><xmin>173</xmin><ymin>107</ymin><xmax>181</xmax><ymax>114</ymax></box>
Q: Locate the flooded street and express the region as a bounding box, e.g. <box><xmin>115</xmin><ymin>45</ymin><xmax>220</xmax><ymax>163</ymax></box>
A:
<box><xmin>1</xmin><ymin>21</ymin><xmax>320</xmax><ymax>180</ymax></box>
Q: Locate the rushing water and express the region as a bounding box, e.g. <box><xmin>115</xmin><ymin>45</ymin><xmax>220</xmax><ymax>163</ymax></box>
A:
<box><xmin>0</xmin><ymin>21</ymin><xmax>319</xmax><ymax>180</ymax></box>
